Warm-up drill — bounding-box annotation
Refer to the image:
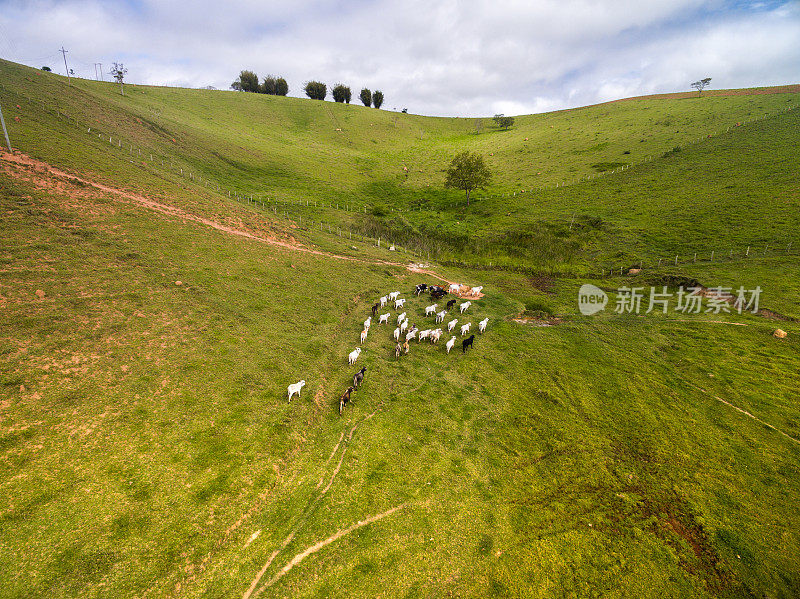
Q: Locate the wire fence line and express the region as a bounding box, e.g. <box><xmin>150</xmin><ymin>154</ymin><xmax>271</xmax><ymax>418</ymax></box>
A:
<box><xmin>2</xmin><ymin>81</ymin><xmax>798</xmax><ymax>274</ymax></box>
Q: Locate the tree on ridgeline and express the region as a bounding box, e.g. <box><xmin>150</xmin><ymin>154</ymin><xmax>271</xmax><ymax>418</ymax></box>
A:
<box><xmin>372</xmin><ymin>90</ymin><xmax>384</xmax><ymax>109</ymax></box>
<box><xmin>275</xmin><ymin>77</ymin><xmax>289</xmax><ymax>96</ymax></box>
<box><xmin>493</xmin><ymin>114</ymin><xmax>514</xmax><ymax>130</ymax></box>
<box><xmin>109</xmin><ymin>62</ymin><xmax>128</xmax><ymax>96</ymax></box>
<box><xmin>231</xmin><ymin>70</ymin><xmax>260</xmax><ymax>92</ymax></box>
<box><xmin>691</xmin><ymin>77</ymin><xmax>712</xmax><ymax>97</ymax></box>
<box><xmin>444</xmin><ymin>151</ymin><xmax>492</xmax><ymax>208</ymax></box>
<box><xmin>261</xmin><ymin>75</ymin><xmax>277</xmax><ymax>95</ymax></box>
<box><xmin>304</xmin><ymin>81</ymin><xmax>327</xmax><ymax>100</ymax></box>
<box><xmin>41</xmin><ymin>66</ymin><xmax>51</xmax><ymax>72</ymax></box>
<box><xmin>360</xmin><ymin>88</ymin><xmax>371</xmax><ymax>107</ymax></box>
<box><xmin>332</xmin><ymin>84</ymin><xmax>352</xmax><ymax>103</ymax></box>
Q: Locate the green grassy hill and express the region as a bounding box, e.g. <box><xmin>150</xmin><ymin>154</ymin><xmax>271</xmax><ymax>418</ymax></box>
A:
<box><xmin>1</xmin><ymin>59</ymin><xmax>799</xmax><ymax>598</ymax></box>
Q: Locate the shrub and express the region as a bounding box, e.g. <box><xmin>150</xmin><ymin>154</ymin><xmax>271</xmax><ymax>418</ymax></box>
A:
<box><xmin>232</xmin><ymin>70</ymin><xmax>259</xmax><ymax>93</ymax></box>
<box><xmin>304</xmin><ymin>81</ymin><xmax>327</xmax><ymax>100</ymax></box>
<box><xmin>275</xmin><ymin>77</ymin><xmax>288</xmax><ymax>96</ymax></box>
<box><xmin>372</xmin><ymin>90</ymin><xmax>384</xmax><ymax>109</ymax></box>
<box><xmin>261</xmin><ymin>75</ymin><xmax>276</xmax><ymax>95</ymax></box>
<box><xmin>360</xmin><ymin>88</ymin><xmax>371</xmax><ymax>107</ymax></box>
<box><xmin>332</xmin><ymin>84</ymin><xmax>351</xmax><ymax>103</ymax></box>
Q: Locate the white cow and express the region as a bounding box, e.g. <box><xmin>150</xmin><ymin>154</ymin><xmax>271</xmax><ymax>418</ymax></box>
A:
<box><xmin>395</xmin><ymin>298</ymin><xmax>406</xmax><ymax>309</ymax></box>
<box><xmin>388</xmin><ymin>291</ymin><xmax>400</xmax><ymax>301</ymax></box>
<box><xmin>378</xmin><ymin>313</ymin><xmax>390</xmax><ymax>325</ymax></box>
<box><xmin>379</xmin><ymin>295</ymin><xmax>388</xmax><ymax>307</ymax></box>
<box><xmin>447</xmin><ymin>318</ymin><xmax>458</xmax><ymax>332</ymax></box>
<box><xmin>459</xmin><ymin>301</ymin><xmax>471</xmax><ymax>314</ymax></box>
<box><xmin>449</xmin><ymin>283</ymin><xmax>461</xmax><ymax>294</ymax></box>
<box><xmin>364</xmin><ymin>316</ymin><xmax>372</xmax><ymax>330</ymax></box>
<box><xmin>287</xmin><ymin>380</ymin><xmax>306</xmax><ymax>402</ymax></box>
<box><xmin>393</xmin><ymin>327</ymin><xmax>401</xmax><ymax>341</ymax></box>
<box><xmin>446</xmin><ymin>336</ymin><xmax>456</xmax><ymax>354</ymax></box>
<box><xmin>478</xmin><ymin>317</ymin><xmax>489</xmax><ymax>333</ymax></box>
<box><xmin>397</xmin><ymin>311</ymin><xmax>407</xmax><ymax>325</ymax></box>
<box><xmin>360</xmin><ymin>329</ymin><xmax>368</xmax><ymax>344</ymax></box>
<box><xmin>435</xmin><ymin>310</ymin><xmax>447</xmax><ymax>323</ymax></box>
<box><xmin>471</xmin><ymin>286</ymin><xmax>484</xmax><ymax>295</ymax></box>
<box><xmin>418</xmin><ymin>329</ymin><xmax>431</xmax><ymax>342</ymax></box>
<box><xmin>400</xmin><ymin>319</ymin><xmax>409</xmax><ymax>333</ymax></box>
<box><xmin>430</xmin><ymin>329</ymin><xmax>443</xmax><ymax>343</ymax></box>
<box><xmin>406</xmin><ymin>329</ymin><xmax>417</xmax><ymax>342</ymax></box>
<box><xmin>461</xmin><ymin>322</ymin><xmax>471</xmax><ymax>336</ymax></box>
<box><xmin>425</xmin><ymin>304</ymin><xmax>438</xmax><ymax>317</ymax></box>
<box><xmin>348</xmin><ymin>347</ymin><xmax>362</xmax><ymax>365</ymax></box>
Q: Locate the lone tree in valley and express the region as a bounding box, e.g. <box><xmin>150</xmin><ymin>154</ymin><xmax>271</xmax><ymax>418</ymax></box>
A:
<box><xmin>493</xmin><ymin>113</ymin><xmax>514</xmax><ymax>130</ymax></box>
<box><xmin>109</xmin><ymin>62</ymin><xmax>128</xmax><ymax>96</ymax></box>
<box><xmin>304</xmin><ymin>81</ymin><xmax>327</xmax><ymax>100</ymax></box>
<box><xmin>332</xmin><ymin>84</ymin><xmax>352</xmax><ymax>103</ymax></box>
<box><xmin>691</xmin><ymin>77</ymin><xmax>712</xmax><ymax>96</ymax></box>
<box><xmin>372</xmin><ymin>90</ymin><xmax>384</xmax><ymax>109</ymax></box>
<box><xmin>360</xmin><ymin>88</ymin><xmax>371</xmax><ymax>107</ymax></box>
<box><xmin>445</xmin><ymin>151</ymin><xmax>492</xmax><ymax>208</ymax></box>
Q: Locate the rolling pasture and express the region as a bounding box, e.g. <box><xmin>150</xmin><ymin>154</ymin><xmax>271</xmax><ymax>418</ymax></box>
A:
<box><xmin>1</xmin><ymin>60</ymin><xmax>799</xmax><ymax>598</ymax></box>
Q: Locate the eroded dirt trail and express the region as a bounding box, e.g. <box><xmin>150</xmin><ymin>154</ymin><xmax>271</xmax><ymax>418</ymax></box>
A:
<box><xmin>0</xmin><ymin>151</ymin><xmax>473</xmax><ymax>290</ymax></box>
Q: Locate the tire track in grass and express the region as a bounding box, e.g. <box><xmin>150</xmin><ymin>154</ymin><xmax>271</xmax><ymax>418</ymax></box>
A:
<box><xmin>253</xmin><ymin>503</ymin><xmax>408</xmax><ymax>597</ymax></box>
<box><xmin>242</xmin><ymin>406</ymin><xmax>382</xmax><ymax>599</ymax></box>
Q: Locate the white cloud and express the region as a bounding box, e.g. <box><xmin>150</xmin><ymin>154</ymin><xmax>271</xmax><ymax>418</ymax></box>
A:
<box><xmin>1</xmin><ymin>0</ymin><xmax>798</xmax><ymax>116</ymax></box>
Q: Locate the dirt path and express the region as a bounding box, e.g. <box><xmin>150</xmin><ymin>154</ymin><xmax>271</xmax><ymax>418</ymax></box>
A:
<box><xmin>0</xmin><ymin>151</ymin><xmax>471</xmax><ymax>288</ymax></box>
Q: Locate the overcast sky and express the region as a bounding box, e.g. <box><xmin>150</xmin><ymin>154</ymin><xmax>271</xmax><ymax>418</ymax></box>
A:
<box><xmin>1</xmin><ymin>0</ymin><xmax>798</xmax><ymax>117</ymax></box>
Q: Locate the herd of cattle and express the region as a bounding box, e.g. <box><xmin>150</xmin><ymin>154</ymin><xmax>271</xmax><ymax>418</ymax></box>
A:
<box><xmin>288</xmin><ymin>282</ymin><xmax>489</xmax><ymax>414</ymax></box>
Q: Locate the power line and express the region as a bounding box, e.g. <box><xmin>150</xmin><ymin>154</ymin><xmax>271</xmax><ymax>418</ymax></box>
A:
<box><xmin>60</xmin><ymin>46</ymin><xmax>70</xmax><ymax>84</ymax></box>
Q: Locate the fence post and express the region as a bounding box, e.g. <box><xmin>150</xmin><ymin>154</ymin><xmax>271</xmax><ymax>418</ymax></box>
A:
<box><xmin>675</xmin><ymin>255</ymin><xmax>678</xmax><ymax>265</ymax></box>
<box><xmin>710</xmin><ymin>250</ymin><xmax>714</xmax><ymax>262</ymax></box>
<box><xmin>746</xmin><ymin>246</ymin><xmax>750</xmax><ymax>257</ymax></box>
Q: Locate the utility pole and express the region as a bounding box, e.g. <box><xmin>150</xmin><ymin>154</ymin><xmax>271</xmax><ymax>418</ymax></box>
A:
<box><xmin>98</xmin><ymin>63</ymin><xmax>103</xmax><ymax>81</ymax></box>
<box><xmin>0</xmin><ymin>100</ymin><xmax>12</xmax><ymax>152</ymax></box>
<box><xmin>60</xmin><ymin>46</ymin><xmax>70</xmax><ymax>83</ymax></box>
<box><xmin>93</xmin><ymin>63</ymin><xmax>98</xmax><ymax>80</ymax></box>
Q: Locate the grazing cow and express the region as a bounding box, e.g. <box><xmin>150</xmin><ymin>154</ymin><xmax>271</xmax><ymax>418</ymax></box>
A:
<box><xmin>353</xmin><ymin>366</ymin><xmax>367</xmax><ymax>388</ymax></box>
<box><xmin>403</xmin><ymin>340</ymin><xmax>410</xmax><ymax>354</ymax></box>
<box><xmin>462</xmin><ymin>334</ymin><xmax>475</xmax><ymax>354</ymax></box>
<box><xmin>406</xmin><ymin>329</ymin><xmax>417</xmax><ymax>342</ymax></box>
<box><xmin>446</xmin><ymin>299</ymin><xmax>457</xmax><ymax>310</ymax></box>
<box><xmin>378</xmin><ymin>313</ymin><xmax>391</xmax><ymax>325</ymax></box>
<box><xmin>397</xmin><ymin>311</ymin><xmax>407</xmax><ymax>325</ymax></box>
<box><xmin>360</xmin><ymin>328</ymin><xmax>368</xmax><ymax>344</ymax></box>
<box><xmin>446</xmin><ymin>336</ymin><xmax>457</xmax><ymax>353</ymax></box>
<box><xmin>287</xmin><ymin>380</ymin><xmax>306</xmax><ymax>402</ymax></box>
<box><xmin>447</xmin><ymin>318</ymin><xmax>458</xmax><ymax>332</ymax></box>
<box><xmin>415</xmin><ymin>283</ymin><xmax>428</xmax><ymax>296</ymax></box>
<box><xmin>395</xmin><ymin>298</ymin><xmax>406</xmax><ymax>309</ymax></box>
<box><xmin>339</xmin><ymin>386</ymin><xmax>355</xmax><ymax>415</ymax></box>
<box><xmin>364</xmin><ymin>316</ymin><xmax>372</xmax><ymax>330</ymax></box>
<box><xmin>435</xmin><ymin>310</ymin><xmax>447</xmax><ymax>323</ymax></box>
<box><xmin>388</xmin><ymin>291</ymin><xmax>400</xmax><ymax>301</ymax></box>
<box><xmin>425</xmin><ymin>304</ymin><xmax>438</xmax><ymax>317</ymax></box>
<box><xmin>471</xmin><ymin>286</ymin><xmax>484</xmax><ymax>295</ymax></box>
<box><xmin>395</xmin><ymin>343</ymin><xmax>403</xmax><ymax>358</ymax></box>
<box><xmin>418</xmin><ymin>329</ymin><xmax>431</xmax><ymax>342</ymax></box>
<box><xmin>461</xmin><ymin>322</ymin><xmax>471</xmax><ymax>336</ymax></box>
<box><xmin>348</xmin><ymin>347</ymin><xmax>362</xmax><ymax>365</ymax></box>
<box><xmin>400</xmin><ymin>320</ymin><xmax>409</xmax><ymax>333</ymax></box>
<box><xmin>459</xmin><ymin>301</ymin><xmax>471</xmax><ymax>314</ymax></box>
<box><xmin>430</xmin><ymin>329</ymin><xmax>443</xmax><ymax>343</ymax></box>
<box><xmin>449</xmin><ymin>283</ymin><xmax>461</xmax><ymax>294</ymax></box>
<box><xmin>478</xmin><ymin>317</ymin><xmax>489</xmax><ymax>334</ymax></box>
<box><xmin>380</xmin><ymin>295</ymin><xmax>388</xmax><ymax>308</ymax></box>
<box><xmin>371</xmin><ymin>302</ymin><xmax>379</xmax><ymax>316</ymax></box>
<box><xmin>431</xmin><ymin>288</ymin><xmax>447</xmax><ymax>300</ymax></box>
<box><xmin>393</xmin><ymin>327</ymin><xmax>401</xmax><ymax>341</ymax></box>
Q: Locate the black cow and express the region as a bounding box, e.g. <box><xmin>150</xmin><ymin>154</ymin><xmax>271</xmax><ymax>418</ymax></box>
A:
<box><xmin>371</xmin><ymin>302</ymin><xmax>380</xmax><ymax>316</ymax></box>
<box><xmin>353</xmin><ymin>366</ymin><xmax>367</xmax><ymax>389</ymax></box>
<box><xmin>339</xmin><ymin>386</ymin><xmax>355</xmax><ymax>415</ymax></box>
<box><xmin>415</xmin><ymin>283</ymin><xmax>428</xmax><ymax>296</ymax></box>
<box><xmin>462</xmin><ymin>334</ymin><xmax>475</xmax><ymax>354</ymax></box>
<box><xmin>446</xmin><ymin>299</ymin><xmax>457</xmax><ymax>309</ymax></box>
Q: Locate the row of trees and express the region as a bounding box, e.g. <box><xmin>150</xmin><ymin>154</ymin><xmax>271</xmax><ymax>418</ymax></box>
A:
<box><xmin>231</xmin><ymin>70</ymin><xmax>288</xmax><ymax>95</ymax></box>
<box><xmin>304</xmin><ymin>82</ymin><xmax>384</xmax><ymax>108</ymax></box>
